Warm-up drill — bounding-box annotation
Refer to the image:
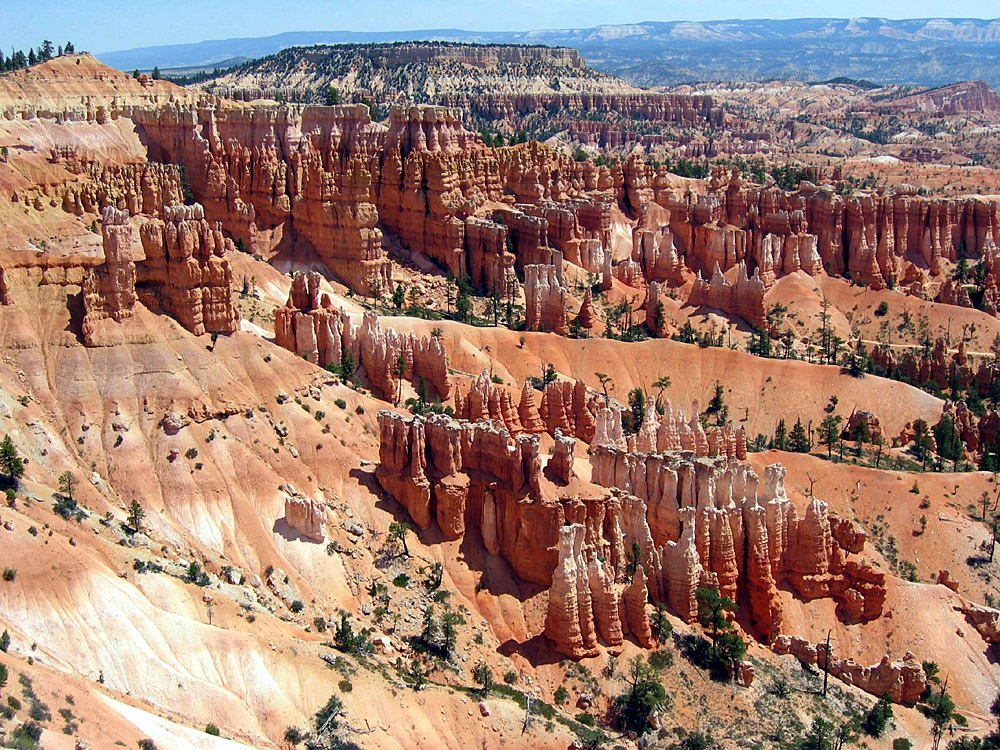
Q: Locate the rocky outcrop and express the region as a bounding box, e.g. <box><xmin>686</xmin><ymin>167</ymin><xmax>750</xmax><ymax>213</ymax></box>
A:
<box><xmin>274</xmin><ymin>273</ymin><xmax>451</xmax><ymax>401</ymax></box>
<box><xmin>688</xmin><ymin>262</ymin><xmax>766</xmax><ymax>329</ymax></box>
<box><xmin>454</xmin><ymin>371</ymin><xmax>521</xmax><ymax>431</ymax></box>
<box><xmin>518</xmin><ymin>381</ymin><xmax>546</xmax><ymax>434</ymax></box>
<box><xmin>16</xmin><ymin>159</ymin><xmax>183</xmax><ymax>221</ymax></box>
<box><xmin>545</xmin><ymin>524</ymin><xmax>600</xmax><ymax>658</ymax></box>
<box><xmin>376</xmin><ymin>410</ymin><xmax>557</xmax><ymax>582</ymax></box>
<box><xmin>549</xmin><ymin>429</ymin><xmax>576</xmax><ymax>484</ymax></box>
<box><xmin>136</xmin><ymin>204</ymin><xmax>239</xmax><ymax>336</ymax></box>
<box><xmin>81</xmin><ymin>207</ymin><xmax>138</xmax><ymax>346</ymax></box>
<box><xmin>957</xmin><ymin>601</ymin><xmax>1000</xmax><ymax>643</ymax></box>
<box><xmin>590</xmin><ymin>445</ymin><xmax>884</xmax><ymax>641</ymax></box>
<box><xmin>540</xmin><ymin>379</ymin><xmax>599</xmax><ymax>442</ymax></box>
<box><xmin>274</xmin><ymin>271</ymin><xmax>353</xmax><ymax>368</ymax></box>
<box><xmin>773</xmin><ymin>636</ymin><xmax>926</xmax><ymax>704</ymax></box>
<box><xmin>283</xmin><ymin>492</ymin><xmax>327</xmax><ymax>542</ymax></box>
<box><xmin>657</xmin><ymin>170</ymin><xmax>1000</xmax><ymax>290</ymax></box>
<box><xmin>623</xmin><ymin>566</ymin><xmax>654</xmax><ymax>647</ymax></box>
<box><xmin>576</xmin><ymin>288</ymin><xmax>596</xmax><ymax>330</ymax></box>
<box><xmin>524</xmin><ymin>264</ymin><xmax>568</xmax><ymax>334</ymax></box>
<box><xmin>842</xmin><ymin>410</ymin><xmax>886</xmax><ymax>444</ymax></box>
<box><xmin>593</xmin><ymin>399</ymin><xmax>744</xmax><ymax>460</ymax></box>
<box><xmin>80</xmin><ymin>203</ymin><xmax>239</xmax><ymax>342</ymax></box>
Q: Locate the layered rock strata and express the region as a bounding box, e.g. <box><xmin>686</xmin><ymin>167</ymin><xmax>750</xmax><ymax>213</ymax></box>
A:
<box><xmin>79</xmin><ymin>203</ymin><xmax>239</xmax><ymax>341</ymax></box>
<box><xmin>136</xmin><ymin>204</ymin><xmax>239</xmax><ymax>336</ymax></box>
<box><xmin>81</xmin><ymin>207</ymin><xmax>138</xmax><ymax>345</ymax></box>
<box><xmin>376</xmin><ymin>408</ymin><xmax>884</xmax><ymax>654</ymax></box>
<box><xmin>274</xmin><ymin>272</ymin><xmax>451</xmax><ymax>401</ymax></box>
<box><xmin>524</xmin><ymin>264</ymin><xmax>569</xmax><ymax>334</ymax></box>
<box><xmin>589</xmin><ymin>431</ymin><xmax>884</xmax><ymax>642</ymax></box>
<box><xmin>773</xmin><ymin>635</ymin><xmax>926</xmax><ymax>704</ymax></box>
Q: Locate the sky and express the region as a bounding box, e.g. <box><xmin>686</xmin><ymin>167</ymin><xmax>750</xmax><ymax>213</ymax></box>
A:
<box><xmin>2</xmin><ymin>0</ymin><xmax>999</xmax><ymax>54</ymax></box>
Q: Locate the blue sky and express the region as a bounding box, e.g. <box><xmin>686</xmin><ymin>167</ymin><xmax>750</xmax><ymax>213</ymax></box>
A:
<box><xmin>3</xmin><ymin>0</ymin><xmax>998</xmax><ymax>53</ymax></box>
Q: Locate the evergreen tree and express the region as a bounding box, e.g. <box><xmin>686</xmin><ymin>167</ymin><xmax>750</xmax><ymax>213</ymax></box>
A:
<box><xmin>323</xmin><ymin>85</ymin><xmax>342</xmax><ymax>105</ymax></box>
<box><xmin>790</xmin><ymin>418</ymin><xmax>810</xmax><ymax>453</ymax></box>
<box><xmin>933</xmin><ymin>414</ymin><xmax>964</xmax><ymax>469</ymax></box>
<box><xmin>0</xmin><ymin>435</ymin><xmax>25</xmax><ymax>486</ymax></box>
<box><xmin>127</xmin><ymin>498</ymin><xmax>145</xmax><ymax>532</ymax></box>
<box><xmin>861</xmin><ymin>692</ymin><xmax>894</xmax><ymax>738</ymax></box>
<box><xmin>626</xmin><ymin>388</ymin><xmax>645</xmax><ymax>435</ymax></box>
<box><xmin>772</xmin><ymin>419</ymin><xmax>787</xmax><ymax>451</ymax></box>
<box><xmin>151</xmin><ymin>66</ymin><xmax>161</xmax><ymax>80</ymax></box>
<box><xmin>820</xmin><ymin>414</ymin><xmax>842</xmax><ymax>458</ymax></box>
<box><xmin>28</xmin><ymin>48</ymin><xmax>37</xmax><ymax>67</ymax></box>
<box><xmin>854</xmin><ymin>416</ymin><xmax>871</xmax><ymax>456</ymax></box>
<box><xmin>64</xmin><ymin>41</ymin><xmax>74</xmax><ymax>54</ymax></box>
<box><xmin>613</xmin><ymin>656</ymin><xmax>667</xmax><ymax>736</ymax></box>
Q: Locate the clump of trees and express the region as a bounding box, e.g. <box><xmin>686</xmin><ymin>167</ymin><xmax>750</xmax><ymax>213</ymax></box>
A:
<box><xmin>610</xmin><ymin>655</ymin><xmax>668</xmax><ymax>735</ymax></box>
<box><xmin>0</xmin><ymin>41</ymin><xmax>74</xmax><ymax>72</ymax></box>
<box><xmin>692</xmin><ymin>586</ymin><xmax>746</xmax><ymax>680</ymax></box>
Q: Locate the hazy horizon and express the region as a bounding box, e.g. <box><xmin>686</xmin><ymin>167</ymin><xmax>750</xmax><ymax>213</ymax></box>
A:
<box><xmin>2</xmin><ymin>1</ymin><xmax>1000</xmax><ymax>55</ymax></box>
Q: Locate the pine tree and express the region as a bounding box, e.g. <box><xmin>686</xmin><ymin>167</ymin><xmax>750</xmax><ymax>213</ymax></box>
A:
<box><xmin>820</xmin><ymin>414</ymin><xmax>841</xmax><ymax>458</ymax></box>
<box><xmin>772</xmin><ymin>419</ymin><xmax>787</xmax><ymax>451</ymax></box>
<box><xmin>790</xmin><ymin>418</ymin><xmax>810</xmax><ymax>453</ymax></box>
<box><xmin>0</xmin><ymin>435</ymin><xmax>24</xmax><ymax>485</ymax></box>
<box><xmin>28</xmin><ymin>48</ymin><xmax>37</xmax><ymax>67</ymax></box>
<box><xmin>64</xmin><ymin>42</ymin><xmax>75</xmax><ymax>54</ymax></box>
<box><xmin>151</xmin><ymin>66</ymin><xmax>161</xmax><ymax>80</ymax></box>
<box><xmin>127</xmin><ymin>498</ymin><xmax>145</xmax><ymax>532</ymax></box>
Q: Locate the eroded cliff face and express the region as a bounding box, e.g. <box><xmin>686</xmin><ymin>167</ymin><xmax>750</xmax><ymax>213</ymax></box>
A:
<box><xmin>649</xmin><ymin>170</ymin><xmax>1000</xmax><ymax>293</ymax></box>
<box><xmin>374</xmin><ymin>405</ymin><xmax>890</xmax><ymax>686</ymax></box>
<box><xmin>274</xmin><ymin>271</ymin><xmax>451</xmax><ymax>401</ymax></box>
<box><xmin>77</xmin><ymin>203</ymin><xmax>241</xmax><ymax>344</ymax></box>
<box><xmin>127</xmin><ymin>102</ymin><xmax>609</xmax><ymax>297</ymax></box>
<box><xmin>85</xmin><ymin>94</ymin><xmax>997</xmax><ymax>338</ymax></box>
<box><xmin>136</xmin><ymin>204</ymin><xmax>240</xmax><ymax>336</ymax></box>
<box><xmin>773</xmin><ymin>636</ymin><xmax>926</xmax><ymax>705</ymax></box>
<box><xmin>81</xmin><ymin>206</ymin><xmax>137</xmax><ymax>345</ymax></box>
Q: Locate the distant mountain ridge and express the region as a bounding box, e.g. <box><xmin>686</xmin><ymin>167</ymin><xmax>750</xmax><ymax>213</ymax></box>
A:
<box><xmin>201</xmin><ymin>42</ymin><xmax>638</xmax><ymax>105</ymax></box>
<box><xmin>97</xmin><ymin>18</ymin><xmax>1000</xmax><ymax>88</ymax></box>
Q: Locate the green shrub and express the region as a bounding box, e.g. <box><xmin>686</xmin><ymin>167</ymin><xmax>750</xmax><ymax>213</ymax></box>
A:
<box><xmin>648</xmin><ymin>649</ymin><xmax>674</xmax><ymax>671</ymax></box>
<box><xmin>205</xmin><ymin>723</ymin><xmax>221</xmax><ymax>736</ymax></box>
<box><xmin>338</xmin><ymin>679</ymin><xmax>353</xmax><ymax>693</ymax></box>
<box><xmin>13</xmin><ymin>720</ymin><xmax>43</xmax><ymax>742</ymax></box>
<box><xmin>862</xmin><ymin>693</ymin><xmax>894</xmax><ymax>738</ymax></box>
<box><xmin>577</xmin><ymin>713</ymin><xmax>596</xmax><ymax>726</ymax></box>
<box><xmin>2</xmin><ymin>567</ymin><xmax>15</xmax><ymax>582</ymax></box>
<box><xmin>29</xmin><ymin>699</ymin><xmax>52</xmax><ymax>722</ymax></box>
<box><xmin>392</xmin><ymin>573</ymin><xmax>410</xmax><ymax>588</ymax></box>
<box><xmin>335</xmin><ymin>399</ymin><xmax>347</xmax><ymax>409</ymax></box>
<box><xmin>554</xmin><ymin>686</ymin><xmax>568</xmax><ymax>704</ymax></box>
<box><xmin>290</xmin><ymin>600</ymin><xmax>304</xmax><ymax>613</ymax></box>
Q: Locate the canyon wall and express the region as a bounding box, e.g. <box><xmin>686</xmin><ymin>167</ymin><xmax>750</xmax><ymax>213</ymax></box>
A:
<box><xmin>274</xmin><ymin>271</ymin><xmax>451</xmax><ymax>401</ymax></box>
<box><xmin>375</xmin><ymin>406</ymin><xmax>885</xmax><ymax>657</ymax></box>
